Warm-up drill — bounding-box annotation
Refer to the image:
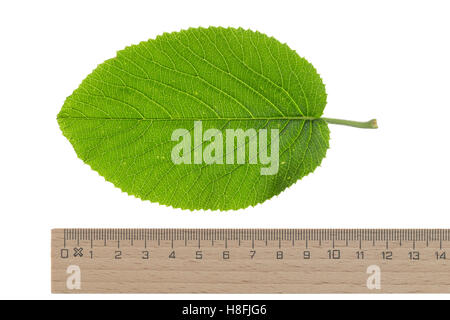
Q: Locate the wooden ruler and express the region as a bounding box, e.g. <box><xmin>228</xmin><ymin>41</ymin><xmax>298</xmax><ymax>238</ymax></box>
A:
<box><xmin>51</xmin><ymin>229</ymin><xmax>450</xmax><ymax>293</ymax></box>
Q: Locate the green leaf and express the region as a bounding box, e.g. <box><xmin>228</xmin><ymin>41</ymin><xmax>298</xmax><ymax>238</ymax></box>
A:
<box><xmin>57</xmin><ymin>27</ymin><xmax>375</xmax><ymax>210</ymax></box>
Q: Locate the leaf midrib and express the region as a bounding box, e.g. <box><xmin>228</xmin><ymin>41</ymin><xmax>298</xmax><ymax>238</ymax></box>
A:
<box><xmin>57</xmin><ymin>116</ymin><xmax>320</xmax><ymax>121</ymax></box>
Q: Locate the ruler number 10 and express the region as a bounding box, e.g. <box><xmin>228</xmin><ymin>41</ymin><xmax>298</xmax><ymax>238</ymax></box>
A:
<box><xmin>328</xmin><ymin>250</ymin><xmax>341</xmax><ymax>260</ymax></box>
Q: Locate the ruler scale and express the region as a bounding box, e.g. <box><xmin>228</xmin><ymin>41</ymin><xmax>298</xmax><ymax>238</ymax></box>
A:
<box><xmin>52</xmin><ymin>229</ymin><xmax>450</xmax><ymax>293</ymax></box>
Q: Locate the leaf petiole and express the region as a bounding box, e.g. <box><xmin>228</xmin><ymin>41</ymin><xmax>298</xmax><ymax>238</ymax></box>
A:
<box><xmin>322</xmin><ymin>117</ymin><xmax>378</xmax><ymax>129</ymax></box>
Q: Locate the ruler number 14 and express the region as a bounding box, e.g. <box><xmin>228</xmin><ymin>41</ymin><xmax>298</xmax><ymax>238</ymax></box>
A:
<box><xmin>436</xmin><ymin>251</ymin><xmax>446</xmax><ymax>260</ymax></box>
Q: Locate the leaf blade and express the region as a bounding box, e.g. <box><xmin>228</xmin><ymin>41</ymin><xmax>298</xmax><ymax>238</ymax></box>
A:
<box><xmin>58</xmin><ymin>27</ymin><xmax>329</xmax><ymax>210</ymax></box>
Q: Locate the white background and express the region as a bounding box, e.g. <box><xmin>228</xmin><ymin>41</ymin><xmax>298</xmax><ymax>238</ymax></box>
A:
<box><xmin>1</xmin><ymin>0</ymin><xmax>449</xmax><ymax>299</ymax></box>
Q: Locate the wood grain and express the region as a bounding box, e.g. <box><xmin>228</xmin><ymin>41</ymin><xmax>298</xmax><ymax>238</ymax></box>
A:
<box><xmin>51</xmin><ymin>229</ymin><xmax>450</xmax><ymax>293</ymax></box>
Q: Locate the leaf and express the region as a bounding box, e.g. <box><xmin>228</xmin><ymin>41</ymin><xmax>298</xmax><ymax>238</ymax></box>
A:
<box><xmin>57</xmin><ymin>27</ymin><xmax>331</xmax><ymax>210</ymax></box>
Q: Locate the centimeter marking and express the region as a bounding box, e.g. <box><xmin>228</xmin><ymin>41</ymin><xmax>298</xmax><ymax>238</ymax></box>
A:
<box><xmin>61</xmin><ymin>228</ymin><xmax>450</xmax><ymax>245</ymax></box>
<box><xmin>52</xmin><ymin>229</ymin><xmax>450</xmax><ymax>294</ymax></box>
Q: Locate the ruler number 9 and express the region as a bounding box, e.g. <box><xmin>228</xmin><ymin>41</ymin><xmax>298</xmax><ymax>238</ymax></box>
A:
<box><xmin>303</xmin><ymin>251</ymin><xmax>311</xmax><ymax>260</ymax></box>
